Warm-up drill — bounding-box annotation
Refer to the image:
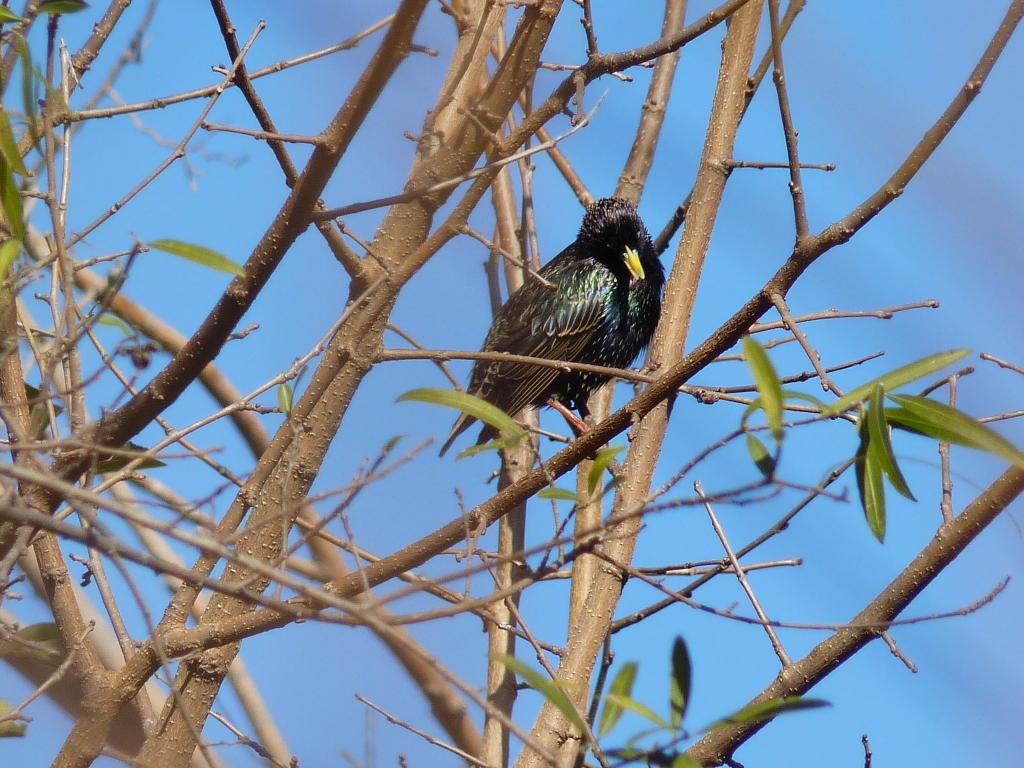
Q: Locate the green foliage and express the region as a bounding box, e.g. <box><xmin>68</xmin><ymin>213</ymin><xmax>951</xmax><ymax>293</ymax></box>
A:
<box><xmin>0</xmin><ymin>622</ymin><xmax>62</xmax><ymax>663</ymax></box>
<box><xmin>824</xmin><ymin>349</ymin><xmax>969</xmax><ymax>415</ymax></box>
<box><xmin>0</xmin><ymin>108</ymin><xmax>27</xmax><ymax>177</ymax></box>
<box><xmin>538</xmin><ymin>486</ymin><xmax>578</xmax><ymax>502</ymax></box>
<box><xmin>95</xmin><ymin>313</ymin><xmax>135</xmax><ymax>336</ymax></box>
<box><xmin>398</xmin><ymin>388</ymin><xmax>525</xmax><ymax>451</ymax></box>
<box><xmin>598</xmin><ymin>661</ymin><xmax>638</xmax><ymax>736</ymax></box>
<box><xmin>38</xmin><ymin>0</ymin><xmax>91</xmax><ymax>14</ymax></box>
<box><xmin>0</xmin><ymin>238</ymin><xmax>20</xmax><ymax>281</ymax></box>
<box><xmin>95</xmin><ymin>442</ymin><xmax>167</xmax><ymax>473</ymax></box>
<box><xmin>745</xmin><ymin>433</ymin><xmax>775</xmax><ymax>478</ymax></box>
<box><xmin>886</xmin><ymin>394</ymin><xmax>1024</xmax><ymax>468</ymax></box>
<box><xmin>495</xmin><ymin>654</ymin><xmax>584</xmax><ymax>730</ymax></box>
<box><xmin>742</xmin><ymin>336</ymin><xmax>784</xmax><ymax>439</ymax></box>
<box><xmin>866</xmin><ymin>386</ymin><xmax>915</xmax><ymax>500</ymax></box>
<box><xmin>0</xmin><ymin>700</ymin><xmax>26</xmax><ymax>737</ymax></box>
<box><xmin>669</xmin><ymin>636</ymin><xmax>692</xmax><ymax>728</ymax></box>
<box><xmin>277</xmin><ymin>383</ymin><xmax>294</xmax><ymax>415</ymax></box>
<box><xmin>712</xmin><ymin>696</ymin><xmax>830</xmax><ymax>728</ymax></box>
<box><xmin>148</xmin><ymin>239</ymin><xmax>246</xmax><ymax>277</ymax></box>
<box><xmin>588</xmin><ymin>444</ymin><xmax>625</xmax><ymax>494</ymax></box>
<box><xmin>0</xmin><ymin>7</ymin><xmax>26</xmax><ymax>23</ymax></box>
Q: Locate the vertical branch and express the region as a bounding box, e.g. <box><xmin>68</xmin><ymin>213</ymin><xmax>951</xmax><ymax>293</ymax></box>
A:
<box><xmin>616</xmin><ymin>0</ymin><xmax>689</xmax><ymax>203</ymax></box>
<box><xmin>514</xmin><ymin>4</ymin><xmax>765</xmax><ymax>766</ymax></box>
<box><xmin>767</xmin><ymin>0</ymin><xmax>810</xmax><ymax>239</ymax></box>
<box><xmin>569</xmin><ymin>3</ymin><xmax>691</xmax><ymax>673</ymax></box>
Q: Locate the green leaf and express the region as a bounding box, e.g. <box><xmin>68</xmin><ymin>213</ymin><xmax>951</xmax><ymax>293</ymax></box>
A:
<box><xmin>824</xmin><ymin>349</ymin><xmax>970</xmax><ymax>415</ymax></box>
<box><xmin>95</xmin><ymin>442</ymin><xmax>167</xmax><ymax>473</ymax></box>
<box><xmin>0</xmin><ymin>157</ymin><xmax>24</xmax><ymax>241</ymax></box>
<box><xmin>0</xmin><ymin>108</ymin><xmax>27</xmax><ymax>177</ymax></box>
<box><xmin>713</xmin><ymin>696</ymin><xmax>830</xmax><ymax>728</ymax></box>
<box><xmin>38</xmin><ymin>0</ymin><xmax>91</xmax><ymax>14</ymax></box>
<box><xmin>743</xmin><ymin>336</ymin><xmax>784</xmax><ymax>439</ymax></box>
<box><xmin>538</xmin><ymin>486</ymin><xmax>578</xmax><ymax>502</ymax></box>
<box><xmin>866</xmin><ymin>385</ymin><xmax>915</xmax><ymax>500</ymax></box>
<box><xmin>496</xmin><ymin>654</ymin><xmax>584</xmax><ymax>730</ymax></box>
<box><xmin>745</xmin><ymin>433</ymin><xmax>775</xmax><ymax>478</ymax></box>
<box><xmin>886</xmin><ymin>394</ymin><xmax>1024</xmax><ymax>468</ymax></box>
<box><xmin>669</xmin><ymin>636</ymin><xmax>691</xmax><ymax>729</ymax></box>
<box><xmin>0</xmin><ymin>622</ymin><xmax>62</xmax><ymax>662</ymax></box>
<box><xmin>456</xmin><ymin>438</ymin><xmax>513</xmax><ymax>459</ymax></box>
<box><xmin>277</xmin><ymin>383</ymin><xmax>293</xmax><ymax>415</ymax></box>
<box><xmin>95</xmin><ymin>312</ymin><xmax>134</xmax><ymax>335</ymax></box>
<box><xmin>780</xmin><ymin>388</ymin><xmax>828</xmax><ymax>410</ymax></box>
<box><xmin>671</xmin><ymin>756</ymin><xmax>702</xmax><ymax>768</ymax></box>
<box><xmin>0</xmin><ymin>700</ymin><xmax>26</xmax><ymax>737</ymax></box>
<box><xmin>16</xmin><ymin>35</ymin><xmax>39</xmax><ymax>151</ymax></box>
<box><xmin>0</xmin><ymin>7</ymin><xmax>26</xmax><ymax>23</ymax></box>
<box><xmin>588</xmin><ymin>445</ymin><xmax>625</xmax><ymax>495</ymax></box>
<box><xmin>148</xmin><ymin>239</ymin><xmax>245</xmax><ymax>277</ymax></box>
<box><xmin>603</xmin><ymin>692</ymin><xmax>672</xmax><ymax>730</ymax></box>
<box><xmin>398</xmin><ymin>388</ymin><xmax>525</xmax><ymax>446</ymax></box>
<box><xmin>598</xmin><ymin>661</ymin><xmax>637</xmax><ymax>736</ymax></box>
<box><xmin>0</xmin><ymin>238</ymin><xmax>20</xmax><ymax>281</ymax></box>
<box><xmin>856</xmin><ymin>424</ymin><xmax>887</xmax><ymax>542</ymax></box>
<box><xmin>24</xmin><ymin>383</ymin><xmax>63</xmax><ymax>438</ymax></box>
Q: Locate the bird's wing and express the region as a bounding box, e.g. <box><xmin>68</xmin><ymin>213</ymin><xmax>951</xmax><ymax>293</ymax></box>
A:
<box><xmin>472</xmin><ymin>267</ymin><xmax>613</xmax><ymax>418</ymax></box>
<box><xmin>440</xmin><ymin>253</ymin><xmax>612</xmax><ymax>457</ymax></box>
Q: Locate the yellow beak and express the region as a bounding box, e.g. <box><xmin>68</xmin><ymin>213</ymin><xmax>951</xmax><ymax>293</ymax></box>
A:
<box><xmin>623</xmin><ymin>245</ymin><xmax>645</xmax><ymax>280</ymax></box>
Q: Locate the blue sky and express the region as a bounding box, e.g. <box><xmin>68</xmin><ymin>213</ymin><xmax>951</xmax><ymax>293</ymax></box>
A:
<box><xmin>5</xmin><ymin>1</ymin><xmax>1024</xmax><ymax>766</ymax></box>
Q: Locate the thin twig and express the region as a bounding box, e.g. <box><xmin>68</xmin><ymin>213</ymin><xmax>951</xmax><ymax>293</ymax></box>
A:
<box><xmin>697</xmin><ymin>482</ymin><xmax>792</xmax><ymax>666</ymax></box>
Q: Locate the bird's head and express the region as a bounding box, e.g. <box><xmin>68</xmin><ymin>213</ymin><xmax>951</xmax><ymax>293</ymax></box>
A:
<box><xmin>577</xmin><ymin>197</ymin><xmax>657</xmax><ymax>283</ymax></box>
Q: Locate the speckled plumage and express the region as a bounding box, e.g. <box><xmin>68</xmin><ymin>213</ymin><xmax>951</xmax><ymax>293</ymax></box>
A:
<box><xmin>440</xmin><ymin>198</ymin><xmax>664</xmax><ymax>456</ymax></box>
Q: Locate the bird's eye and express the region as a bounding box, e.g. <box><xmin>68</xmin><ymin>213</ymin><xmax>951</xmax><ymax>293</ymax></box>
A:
<box><xmin>622</xmin><ymin>245</ymin><xmax>645</xmax><ymax>280</ymax></box>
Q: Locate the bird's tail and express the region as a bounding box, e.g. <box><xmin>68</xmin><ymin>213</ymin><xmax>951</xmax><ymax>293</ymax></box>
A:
<box><xmin>439</xmin><ymin>413</ymin><xmax>476</xmax><ymax>457</ymax></box>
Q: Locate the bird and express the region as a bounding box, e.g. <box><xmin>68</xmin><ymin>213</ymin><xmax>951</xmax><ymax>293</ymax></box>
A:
<box><xmin>439</xmin><ymin>197</ymin><xmax>664</xmax><ymax>457</ymax></box>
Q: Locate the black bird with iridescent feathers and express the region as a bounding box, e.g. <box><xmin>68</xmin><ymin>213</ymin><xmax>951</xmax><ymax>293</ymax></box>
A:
<box><xmin>440</xmin><ymin>198</ymin><xmax>664</xmax><ymax>456</ymax></box>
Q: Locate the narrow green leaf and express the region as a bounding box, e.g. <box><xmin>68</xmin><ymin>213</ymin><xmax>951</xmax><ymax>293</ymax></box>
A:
<box><xmin>855</xmin><ymin>421</ymin><xmax>887</xmax><ymax>542</ymax></box>
<box><xmin>887</xmin><ymin>394</ymin><xmax>1024</xmax><ymax>469</ymax></box>
<box><xmin>17</xmin><ymin>35</ymin><xmax>39</xmax><ymax>151</ymax></box>
<box><xmin>824</xmin><ymin>349</ymin><xmax>970</xmax><ymax>414</ymax></box>
<box><xmin>603</xmin><ymin>692</ymin><xmax>672</xmax><ymax>730</ymax></box>
<box><xmin>0</xmin><ymin>108</ymin><xmax>27</xmax><ymax>176</ymax></box>
<box><xmin>538</xmin><ymin>486</ymin><xmax>578</xmax><ymax>502</ymax></box>
<box><xmin>742</xmin><ymin>336</ymin><xmax>784</xmax><ymax>439</ymax></box>
<box><xmin>861</xmin><ymin>436</ymin><xmax>887</xmax><ymax>542</ymax></box>
<box><xmin>669</xmin><ymin>636</ymin><xmax>691</xmax><ymax>729</ymax></box>
<box><xmin>95</xmin><ymin>442</ymin><xmax>167</xmax><ymax>473</ymax></box>
<box><xmin>0</xmin><ymin>700</ymin><xmax>26</xmax><ymax>737</ymax></box>
<box><xmin>745</xmin><ymin>433</ymin><xmax>776</xmax><ymax>478</ymax></box>
<box><xmin>24</xmin><ymin>383</ymin><xmax>63</xmax><ymax>438</ymax></box>
<box><xmin>277</xmin><ymin>383</ymin><xmax>293</xmax><ymax>415</ymax></box>
<box><xmin>38</xmin><ymin>0</ymin><xmax>91</xmax><ymax>14</ymax></box>
<box><xmin>598</xmin><ymin>661</ymin><xmax>637</xmax><ymax>736</ymax></box>
<box><xmin>148</xmin><ymin>239</ymin><xmax>245</xmax><ymax>277</ymax></box>
<box><xmin>0</xmin><ymin>7</ymin><xmax>26</xmax><ymax>23</ymax></box>
<box><xmin>780</xmin><ymin>388</ymin><xmax>828</xmax><ymax>410</ymax></box>
<box><xmin>0</xmin><ymin>158</ymin><xmax>25</xmax><ymax>241</ymax></box>
<box><xmin>0</xmin><ymin>622</ymin><xmax>62</xmax><ymax>662</ymax></box>
<box><xmin>866</xmin><ymin>386</ymin><xmax>915</xmax><ymax>500</ymax></box>
<box><xmin>15</xmin><ymin>623</ymin><xmax>60</xmax><ymax>644</ymax></box>
<box><xmin>95</xmin><ymin>312</ymin><xmax>133</xmax><ymax>335</ymax></box>
<box><xmin>398</xmin><ymin>388</ymin><xmax>524</xmax><ymax>446</ymax></box>
<box><xmin>713</xmin><ymin>697</ymin><xmax>830</xmax><ymax>728</ymax></box>
<box><xmin>0</xmin><ymin>238</ymin><xmax>20</xmax><ymax>280</ymax></box>
<box><xmin>671</xmin><ymin>756</ymin><xmax>702</xmax><ymax>768</ymax></box>
<box><xmin>588</xmin><ymin>445</ymin><xmax>625</xmax><ymax>495</ymax></box>
<box><xmin>496</xmin><ymin>654</ymin><xmax>584</xmax><ymax>730</ymax></box>
<box><xmin>456</xmin><ymin>438</ymin><xmax>513</xmax><ymax>459</ymax></box>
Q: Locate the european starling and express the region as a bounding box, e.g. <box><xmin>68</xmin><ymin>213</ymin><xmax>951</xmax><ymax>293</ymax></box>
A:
<box><xmin>440</xmin><ymin>197</ymin><xmax>664</xmax><ymax>456</ymax></box>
